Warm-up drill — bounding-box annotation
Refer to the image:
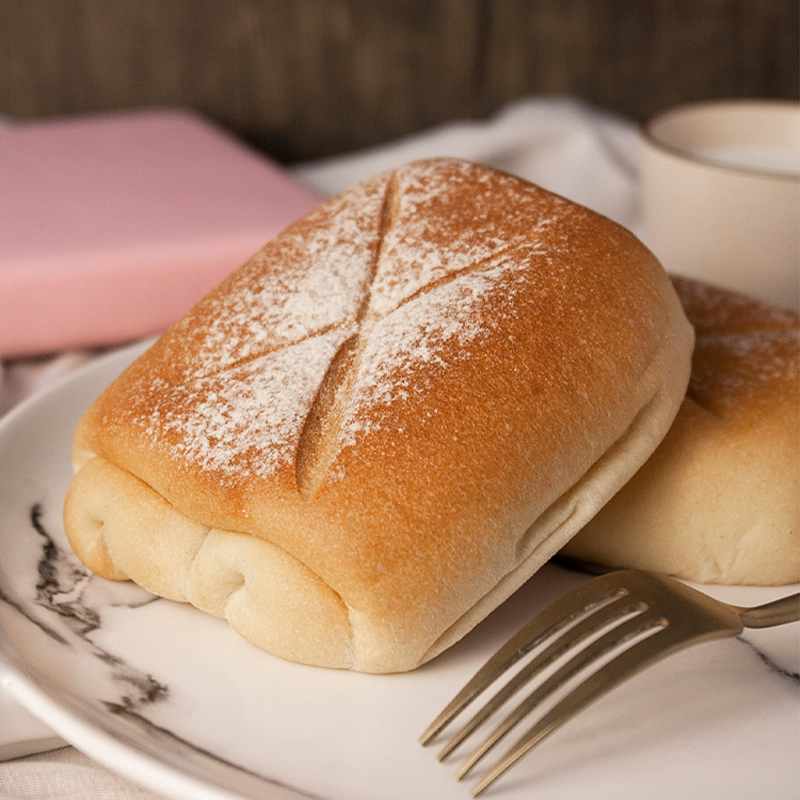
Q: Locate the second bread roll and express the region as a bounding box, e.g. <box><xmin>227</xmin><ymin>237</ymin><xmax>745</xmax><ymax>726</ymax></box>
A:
<box><xmin>562</xmin><ymin>277</ymin><xmax>799</xmax><ymax>585</ymax></box>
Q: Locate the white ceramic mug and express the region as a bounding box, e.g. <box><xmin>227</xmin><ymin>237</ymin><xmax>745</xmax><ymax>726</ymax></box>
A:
<box><xmin>640</xmin><ymin>100</ymin><xmax>800</xmax><ymax>310</ymax></box>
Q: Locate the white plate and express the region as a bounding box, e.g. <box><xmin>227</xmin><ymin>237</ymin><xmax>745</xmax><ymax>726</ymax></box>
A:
<box><xmin>0</xmin><ymin>342</ymin><xmax>798</xmax><ymax>800</ymax></box>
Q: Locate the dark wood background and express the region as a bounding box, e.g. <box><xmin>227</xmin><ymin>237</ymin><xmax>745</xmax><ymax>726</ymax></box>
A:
<box><xmin>1</xmin><ymin>0</ymin><xmax>798</xmax><ymax>162</ymax></box>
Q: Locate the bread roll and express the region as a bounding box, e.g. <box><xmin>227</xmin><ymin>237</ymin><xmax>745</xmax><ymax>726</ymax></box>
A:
<box><xmin>63</xmin><ymin>159</ymin><xmax>693</xmax><ymax>672</ymax></box>
<box><xmin>562</xmin><ymin>276</ymin><xmax>799</xmax><ymax>586</ymax></box>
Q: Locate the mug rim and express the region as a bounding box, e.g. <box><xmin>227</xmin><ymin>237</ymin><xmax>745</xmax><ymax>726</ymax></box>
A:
<box><xmin>641</xmin><ymin>99</ymin><xmax>800</xmax><ymax>183</ymax></box>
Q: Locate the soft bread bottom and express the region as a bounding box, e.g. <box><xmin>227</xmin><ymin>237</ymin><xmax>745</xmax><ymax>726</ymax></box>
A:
<box><xmin>64</xmin><ymin>348</ymin><xmax>684</xmax><ymax>672</ymax></box>
<box><xmin>64</xmin><ymin>457</ymin><xmax>355</xmax><ymax>668</ymax></box>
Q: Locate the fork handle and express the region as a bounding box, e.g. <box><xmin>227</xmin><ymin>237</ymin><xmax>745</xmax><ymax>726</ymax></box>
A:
<box><xmin>738</xmin><ymin>593</ymin><xmax>800</xmax><ymax>628</ymax></box>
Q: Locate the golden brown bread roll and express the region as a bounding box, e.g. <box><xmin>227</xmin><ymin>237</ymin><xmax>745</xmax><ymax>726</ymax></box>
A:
<box><xmin>562</xmin><ymin>276</ymin><xmax>799</xmax><ymax>586</ymax></box>
<box><xmin>63</xmin><ymin>159</ymin><xmax>693</xmax><ymax>672</ymax></box>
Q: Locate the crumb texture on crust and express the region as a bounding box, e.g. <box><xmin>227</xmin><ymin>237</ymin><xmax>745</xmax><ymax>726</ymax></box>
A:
<box><xmin>562</xmin><ymin>276</ymin><xmax>800</xmax><ymax>586</ymax></box>
<box><xmin>64</xmin><ymin>159</ymin><xmax>694</xmax><ymax>671</ymax></box>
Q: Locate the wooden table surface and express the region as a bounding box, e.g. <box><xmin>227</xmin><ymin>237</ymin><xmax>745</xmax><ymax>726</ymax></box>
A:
<box><xmin>1</xmin><ymin>0</ymin><xmax>797</xmax><ymax>162</ymax></box>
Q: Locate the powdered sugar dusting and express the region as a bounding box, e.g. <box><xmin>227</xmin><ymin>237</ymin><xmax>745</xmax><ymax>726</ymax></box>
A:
<box><xmin>151</xmin><ymin>329</ymin><xmax>352</xmax><ymax>480</ymax></box>
<box><xmin>342</xmin><ymin>247</ymin><xmax>532</xmax><ymax>441</ymax></box>
<box><xmin>169</xmin><ymin>175</ymin><xmax>388</xmax><ymax>374</ymax></box>
<box><xmin>367</xmin><ymin>159</ymin><xmax>561</xmax><ymax>318</ymax></box>
<box><xmin>672</xmin><ymin>275</ymin><xmax>800</xmax><ymax>413</ymax></box>
<box><xmin>140</xmin><ymin>159</ymin><xmax>579</xmax><ymax>486</ymax></box>
<box><xmin>689</xmin><ymin>328</ymin><xmax>799</xmax><ymax>413</ymax></box>
<box><xmin>672</xmin><ymin>275</ymin><xmax>799</xmax><ymax>335</ymax></box>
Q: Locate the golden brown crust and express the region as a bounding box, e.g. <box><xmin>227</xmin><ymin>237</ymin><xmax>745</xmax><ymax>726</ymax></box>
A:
<box><xmin>64</xmin><ymin>159</ymin><xmax>693</xmax><ymax>671</ymax></box>
<box><xmin>562</xmin><ymin>277</ymin><xmax>799</xmax><ymax>585</ymax></box>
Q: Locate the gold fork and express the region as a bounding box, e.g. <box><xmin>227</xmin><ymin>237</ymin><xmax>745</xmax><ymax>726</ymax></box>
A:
<box><xmin>420</xmin><ymin>569</ymin><xmax>800</xmax><ymax>796</ymax></box>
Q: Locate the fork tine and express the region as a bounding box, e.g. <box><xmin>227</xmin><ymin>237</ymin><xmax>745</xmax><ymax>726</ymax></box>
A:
<box><xmin>456</xmin><ymin>610</ymin><xmax>665</xmax><ymax>782</ymax></box>
<box><xmin>468</xmin><ymin>614</ymin><xmax>730</xmax><ymax>797</ymax></box>
<box><xmin>420</xmin><ymin>573</ymin><xmax>630</xmax><ymax>746</ymax></box>
<box><xmin>435</xmin><ymin>592</ymin><xmax>641</xmax><ymax>761</ymax></box>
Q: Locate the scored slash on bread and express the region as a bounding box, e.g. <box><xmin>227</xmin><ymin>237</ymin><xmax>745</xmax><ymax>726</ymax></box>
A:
<box><xmin>294</xmin><ymin>170</ymin><xmax>527</xmax><ymax>500</ymax></box>
<box><xmin>63</xmin><ymin>159</ymin><xmax>694</xmax><ymax>672</ymax></box>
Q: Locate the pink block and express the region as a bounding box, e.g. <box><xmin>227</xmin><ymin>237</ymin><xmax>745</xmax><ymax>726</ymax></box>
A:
<box><xmin>0</xmin><ymin>109</ymin><xmax>322</xmax><ymax>358</ymax></box>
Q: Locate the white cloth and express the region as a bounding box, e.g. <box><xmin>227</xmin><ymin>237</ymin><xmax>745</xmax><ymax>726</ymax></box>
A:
<box><xmin>295</xmin><ymin>96</ymin><xmax>642</xmax><ymax>236</ymax></box>
<box><xmin>0</xmin><ymin>748</ymin><xmax>164</xmax><ymax>800</ymax></box>
<box><xmin>0</xmin><ymin>96</ymin><xmax>640</xmax><ymax>799</ymax></box>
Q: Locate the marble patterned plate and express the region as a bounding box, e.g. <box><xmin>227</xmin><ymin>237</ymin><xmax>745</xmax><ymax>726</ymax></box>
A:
<box><xmin>0</xmin><ymin>342</ymin><xmax>798</xmax><ymax>800</ymax></box>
